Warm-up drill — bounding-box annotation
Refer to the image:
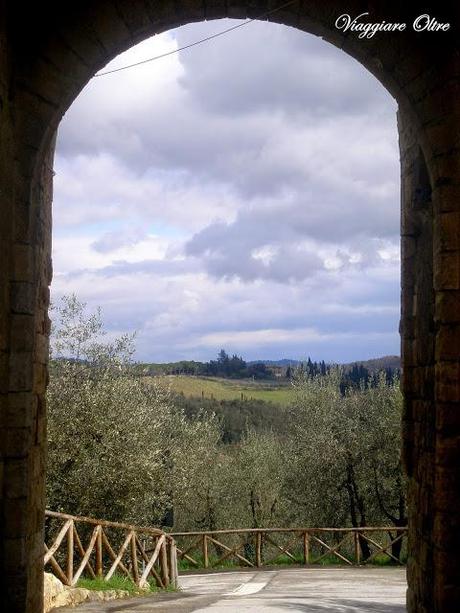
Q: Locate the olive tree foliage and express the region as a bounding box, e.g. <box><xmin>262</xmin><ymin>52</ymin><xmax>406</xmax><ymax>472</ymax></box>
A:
<box><xmin>46</xmin><ymin>295</ymin><xmax>218</xmax><ymax>526</ymax></box>
<box><xmin>359</xmin><ymin>377</ymin><xmax>406</xmax><ymax>528</ymax></box>
<box><xmin>47</xmin><ymin>295</ymin><xmax>285</xmax><ymax>531</ymax></box>
<box><xmin>226</xmin><ymin>430</ymin><xmax>288</xmax><ymax>529</ymax></box>
<box><xmin>285</xmin><ymin>369</ymin><xmax>349</xmax><ymax>527</ymax></box>
<box><xmin>171</xmin><ymin>428</ymin><xmax>289</xmax><ymax>533</ymax></box>
<box><xmin>47</xmin><ymin>295</ymin><xmax>405</xmax><ymax>534</ymax></box>
<box><xmin>168</xmin><ymin>411</ymin><xmax>225</xmax><ymax>532</ymax></box>
<box><xmin>51</xmin><ymin>293</ymin><xmax>134</xmax><ymax>365</ymax></box>
<box><xmin>286</xmin><ymin>369</ymin><xmax>405</xmax><ymax>531</ymax></box>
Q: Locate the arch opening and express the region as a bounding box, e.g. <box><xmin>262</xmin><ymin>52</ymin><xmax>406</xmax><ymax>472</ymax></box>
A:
<box><xmin>48</xmin><ymin>16</ymin><xmax>403</xmax><ymax>544</ymax></box>
<box><xmin>1</xmin><ymin>3</ymin><xmax>459</xmax><ymax>612</ymax></box>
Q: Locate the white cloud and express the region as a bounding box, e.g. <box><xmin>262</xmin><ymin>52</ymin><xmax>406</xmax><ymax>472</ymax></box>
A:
<box><xmin>52</xmin><ymin>19</ymin><xmax>400</xmax><ymax>362</ymax></box>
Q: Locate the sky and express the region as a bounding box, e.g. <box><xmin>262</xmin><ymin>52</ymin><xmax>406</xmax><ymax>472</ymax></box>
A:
<box><xmin>52</xmin><ymin>18</ymin><xmax>400</xmax><ymax>364</ymax></box>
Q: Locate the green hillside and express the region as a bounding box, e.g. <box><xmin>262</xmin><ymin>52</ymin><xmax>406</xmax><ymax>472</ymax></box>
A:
<box><xmin>157</xmin><ymin>375</ymin><xmax>294</xmax><ymax>406</ymax></box>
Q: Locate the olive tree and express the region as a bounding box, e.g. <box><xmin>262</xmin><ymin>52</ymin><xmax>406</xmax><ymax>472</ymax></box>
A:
<box><xmin>167</xmin><ymin>410</ymin><xmax>225</xmax><ymax>532</ymax></box>
<box><xmin>225</xmin><ymin>430</ymin><xmax>288</xmax><ymax>529</ymax></box>
<box><xmin>47</xmin><ymin>295</ymin><xmax>220</xmax><ymax>527</ymax></box>
<box><xmin>286</xmin><ymin>368</ymin><xmax>405</xmax><ymax>557</ymax></box>
<box><xmin>286</xmin><ymin>369</ymin><xmax>349</xmax><ymax>527</ymax></box>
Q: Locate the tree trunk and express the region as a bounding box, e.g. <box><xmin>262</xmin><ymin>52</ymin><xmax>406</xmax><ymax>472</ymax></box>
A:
<box><xmin>345</xmin><ymin>461</ymin><xmax>371</xmax><ymax>560</ymax></box>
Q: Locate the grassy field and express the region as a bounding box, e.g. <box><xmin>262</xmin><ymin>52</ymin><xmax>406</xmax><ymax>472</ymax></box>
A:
<box><xmin>157</xmin><ymin>375</ymin><xmax>295</xmax><ymax>406</ymax></box>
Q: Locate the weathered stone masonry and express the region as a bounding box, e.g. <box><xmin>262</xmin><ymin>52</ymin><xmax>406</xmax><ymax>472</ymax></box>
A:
<box><xmin>0</xmin><ymin>1</ymin><xmax>459</xmax><ymax>611</ymax></box>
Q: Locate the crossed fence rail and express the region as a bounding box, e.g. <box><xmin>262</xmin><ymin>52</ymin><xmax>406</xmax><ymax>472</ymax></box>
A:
<box><xmin>44</xmin><ymin>511</ymin><xmax>178</xmax><ymax>589</ymax></box>
<box><xmin>44</xmin><ymin>512</ymin><xmax>407</xmax><ymax>588</ymax></box>
<box><xmin>170</xmin><ymin>526</ymin><xmax>408</xmax><ymax>570</ymax></box>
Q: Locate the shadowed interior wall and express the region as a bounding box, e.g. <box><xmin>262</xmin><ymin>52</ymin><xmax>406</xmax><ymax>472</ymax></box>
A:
<box><xmin>399</xmin><ymin>114</ymin><xmax>436</xmax><ymax>612</ymax></box>
<box><xmin>0</xmin><ymin>1</ymin><xmax>459</xmax><ymax>611</ymax></box>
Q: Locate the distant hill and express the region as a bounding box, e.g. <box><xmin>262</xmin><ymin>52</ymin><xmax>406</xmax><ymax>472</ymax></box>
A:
<box><xmin>248</xmin><ymin>355</ymin><xmax>400</xmax><ymax>371</ymax></box>
<box><xmin>136</xmin><ymin>355</ymin><xmax>401</xmax><ymax>378</ymax></box>
<box><xmin>341</xmin><ymin>355</ymin><xmax>401</xmax><ymax>372</ymax></box>
<box><xmin>247</xmin><ymin>359</ymin><xmax>300</xmax><ymax>367</ymax></box>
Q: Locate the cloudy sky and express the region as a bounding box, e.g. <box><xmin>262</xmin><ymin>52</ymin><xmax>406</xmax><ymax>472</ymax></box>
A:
<box><xmin>52</xmin><ymin>18</ymin><xmax>400</xmax><ymax>364</ymax></box>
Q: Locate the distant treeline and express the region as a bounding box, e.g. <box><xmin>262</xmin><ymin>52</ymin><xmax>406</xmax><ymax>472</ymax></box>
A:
<box><xmin>135</xmin><ymin>349</ymin><xmax>400</xmax><ymax>388</ymax></box>
<box><xmin>136</xmin><ymin>349</ymin><xmax>272</xmax><ymax>379</ymax></box>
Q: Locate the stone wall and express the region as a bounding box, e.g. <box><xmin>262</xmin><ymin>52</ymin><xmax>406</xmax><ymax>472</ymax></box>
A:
<box><xmin>0</xmin><ymin>73</ymin><xmax>54</xmax><ymax>613</ymax></box>
<box><xmin>399</xmin><ymin>110</ymin><xmax>436</xmax><ymax>613</ymax></box>
<box><xmin>0</xmin><ymin>1</ymin><xmax>459</xmax><ymax>611</ymax></box>
<box><xmin>430</xmin><ymin>73</ymin><xmax>460</xmax><ymax>609</ymax></box>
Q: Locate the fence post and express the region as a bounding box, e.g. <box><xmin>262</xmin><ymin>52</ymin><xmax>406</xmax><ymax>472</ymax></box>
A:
<box><xmin>141</xmin><ymin>538</ymin><xmax>147</xmax><ymax>574</ymax></box>
<box><xmin>161</xmin><ymin>539</ymin><xmax>170</xmax><ymax>586</ymax></box>
<box><xmin>354</xmin><ymin>531</ymin><xmax>361</xmax><ymax>565</ymax></box>
<box><xmin>303</xmin><ymin>532</ymin><xmax>310</xmax><ymax>565</ymax></box>
<box><xmin>96</xmin><ymin>526</ymin><xmax>103</xmax><ymax>577</ymax></box>
<box><xmin>131</xmin><ymin>532</ymin><xmax>139</xmax><ymax>585</ymax></box>
<box><xmin>67</xmin><ymin>520</ymin><xmax>74</xmax><ymax>584</ymax></box>
<box><xmin>256</xmin><ymin>532</ymin><xmax>262</xmax><ymax>567</ymax></box>
<box><xmin>168</xmin><ymin>540</ymin><xmax>178</xmax><ymax>588</ymax></box>
<box><xmin>203</xmin><ymin>535</ymin><xmax>209</xmax><ymax>568</ymax></box>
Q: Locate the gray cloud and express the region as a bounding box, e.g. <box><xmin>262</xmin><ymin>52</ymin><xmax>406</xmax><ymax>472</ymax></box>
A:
<box><xmin>64</xmin><ymin>258</ymin><xmax>200</xmax><ymax>279</ymax></box>
<box><xmin>185</xmin><ymin>194</ymin><xmax>399</xmax><ymax>282</ymax></box>
<box><xmin>92</xmin><ymin>227</ymin><xmax>149</xmax><ymax>253</ymax></box>
<box><xmin>175</xmin><ymin>20</ymin><xmax>392</xmax><ymax>117</ymax></box>
<box><xmin>52</xmin><ymin>20</ymin><xmax>400</xmax><ymax>362</ymax></box>
<box><xmin>57</xmin><ymin>20</ymin><xmax>398</xmax><ymax>202</ymax></box>
<box><xmin>52</xmin><ymin>262</ymin><xmax>399</xmax><ymax>363</ymax></box>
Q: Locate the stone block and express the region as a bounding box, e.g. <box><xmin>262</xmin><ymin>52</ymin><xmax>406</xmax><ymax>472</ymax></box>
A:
<box><xmin>2</xmin><ymin>427</ymin><xmax>33</xmax><ymax>458</ymax></box>
<box><xmin>12</xmin><ymin>244</ymin><xmax>33</xmax><ymax>283</ymax></box>
<box><xmin>3</xmin><ymin>535</ymin><xmax>27</xmax><ymax>570</ymax></box>
<box><xmin>4</xmin><ymin>459</ymin><xmax>29</xmax><ymax>498</ymax></box>
<box><xmin>10</xmin><ymin>281</ymin><xmax>35</xmax><ymax>315</ymax></box>
<box><xmin>204</xmin><ymin>0</ymin><xmax>228</xmax><ymax>20</ymax></box>
<box><xmin>5</xmin><ymin>392</ymin><xmax>37</xmax><ymax>428</ymax></box>
<box><xmin>435</xmin><ymin>324</ymin><xmax>460</xmax><ymax>361</ymax></box>
<box><xmin>0</xmin><ymin>351</ymin><xmax>9</xmax><ymax>391</ymax></box>
<box><xmin>436</xmin><ymin>401</ymin><xmax>460</xmax><ymax>435</ymax></box>
<box><xmin>433</xmin><ymin>182</ymin><xmax>460</xmax><ymax>213</ymax></box>
<box><xmin>434</xmin><ymin>251</ymin><xmax>460</xmax><ymax>290</ymax></box>
<box><xmin>433</xmin><ymin>463</ymin><xmax>460</xmax><ymax>511</ymax></box>
<box><xmin>402</xmin><ymin>254</ymin><xmax>416</xmax><ymax>282</ymax></box>
<box><xmin>436</xmin><ymin>211</ymin><xmax>460</xmax><ymax>252</ymax></box>
<box><xmin>13</xmin><ymin>202</ymin><xmax>33</xmax><ymax>244</ymax></box>
<box><xmin>10</xmin><ymin>314</ymin><xmax>35</xmax><ymax>352</ymax></box>
<box><xmin>424</xmin><ymin>114</ymin><xmax>460</xmax><ymax>157</ymax></box>
<box><xmin>34</xmin><ymin>333</ymin><xmax>49</xmax><ymax>364</ymax></box>
<box><xmin>435</xmin><ymin>361</ymin><xmax>460</xmax><ymax>402</ymax></box>
<box><xmin>433</xmin><ymin>151</ymin><xmax>460</xmax><ymax>186</ymax></box>
<box><xmin>8</xmin><ymin>351</ymin><xmax>34</xmax><ymax>391</ymax></box>
<box><xmin>402</xmin><ymin>339</ymin><xmax>416</xmax><ymax>368</ymax></box>
<box><xmin>402</xmin><ymin>235</ymin><xmax>417</xmax><ymax>258</ymax></box>
<box><xmin>33</xmin><ymin>362</ymin><xmax>48</xmax><ymax>393</ymax></box>
<box><xmin>435</xmin><ymin>290</ymin><xmax>460</xmax><ymax>323</ymax></box>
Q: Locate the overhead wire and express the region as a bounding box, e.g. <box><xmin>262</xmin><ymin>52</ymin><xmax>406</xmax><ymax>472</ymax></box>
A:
<box><xmin>94</xmin><ymin>0</ymin><xmax>298</xmax><ymax>77</ymax></box>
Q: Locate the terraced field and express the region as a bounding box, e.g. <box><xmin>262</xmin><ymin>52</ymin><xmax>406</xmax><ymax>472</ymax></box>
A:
<box><xmin>157</xmin><ymin>375</ymin><xmax>295</xmax><ymax>406</ymax></box>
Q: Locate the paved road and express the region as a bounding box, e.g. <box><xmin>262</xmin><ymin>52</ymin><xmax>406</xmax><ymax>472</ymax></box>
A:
<box><xmin>56</xmin><ymin>567</ymin><xmax>407</xmax><ymax>612</ymax></box>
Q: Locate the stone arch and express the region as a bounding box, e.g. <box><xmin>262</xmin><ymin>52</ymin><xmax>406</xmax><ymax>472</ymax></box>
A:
<box><xmin>0</xmin><ymin>2</ymin><xmax>459</xmax><ymax>612</ymax></box>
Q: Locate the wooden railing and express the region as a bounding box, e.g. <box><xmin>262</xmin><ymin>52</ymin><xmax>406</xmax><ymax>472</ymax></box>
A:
<box><xmin>171</xmin><ymin>527</ymin><xmax>408</xmax><ymax>570</ymax></box>
<box><xmin>44</xmin><ymin>514</ymin><xmax>407</xmax><ymax>587</ymax></box>
<box><xmin>44</xmin><ymin>511</ymin><xmax>178</xmax><ymax>589</ymax></box>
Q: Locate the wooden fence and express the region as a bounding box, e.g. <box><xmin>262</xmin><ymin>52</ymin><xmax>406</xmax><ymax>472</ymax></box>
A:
<box><xmin>171</xmin><ymin>527</ymin><xmax>408</xmax><ymax>570</ymax></box>
<box><xmin>44</xmin><ymin>511</ymin><xmax>178</xmax><ymax>589</ymax></box>
<box><xmin>44</xmin><ymin>514</ymin><xmax>407</xmax><ymax>587</ymax></box>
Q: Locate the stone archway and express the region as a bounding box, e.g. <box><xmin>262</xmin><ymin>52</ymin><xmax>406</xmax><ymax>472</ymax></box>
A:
<box><xmin>0</xmin><ymin>2</ymin><xmax>459</xmax><ymax>611</ymax></box>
